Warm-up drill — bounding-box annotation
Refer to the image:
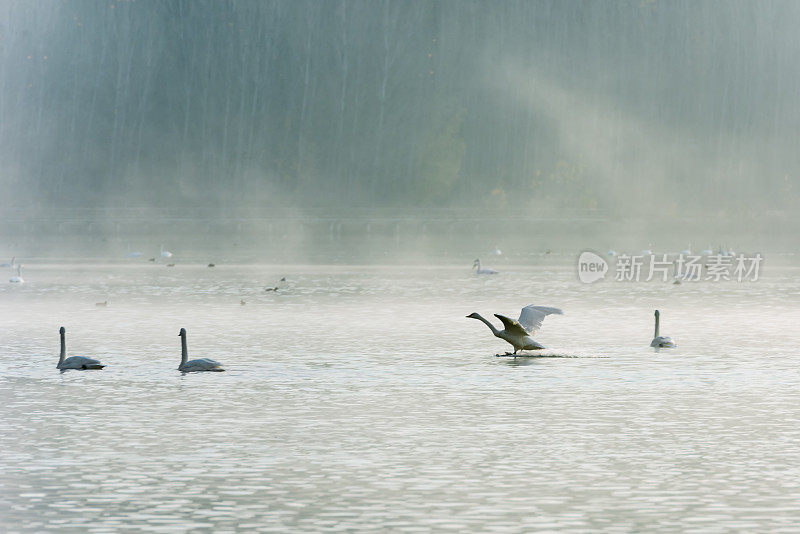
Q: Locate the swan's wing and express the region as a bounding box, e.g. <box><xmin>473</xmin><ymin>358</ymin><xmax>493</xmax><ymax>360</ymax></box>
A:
<box><xmin>195</xmin><ymin>358</ymin><xmax>223</xmax><ymax>367</ymax></box>
<box><xmin>517</xmin><ymin>305</ymin><xmax>563</xmax><ymax>333</ymax></box>
<box><xmin>494</xmin><ymin>314</ymin><xmax>530</xmax><ymax>337</ymax></box>
<box><xmin>60</xmin><ymin>356</ymin><xmax>103</xmax><ymax>369</ymax></box>
<box><xmin>651</xmin><ymin>336</ymin><xmax>674</xmax><ymax>347</ymax></box>
<box><xmin>184</xmin><ymin>358</ymin><xmax>224</xmax><ymax>370</ymax></box>
<box><xmin>65</xmin><ymin>356</ymin><xmax>102</xmax><ymax>366</ymax></box>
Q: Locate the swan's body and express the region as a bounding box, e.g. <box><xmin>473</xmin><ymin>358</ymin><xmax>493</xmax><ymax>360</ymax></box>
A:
<box><xmin>492</xmin><ymin>246</ymin><xmax>502</xmax><ymax>256</ymax></box>
<box><xmin>701</xmin><ymin>245</ymin><xmax>713</xmax><ymax>255</ymax></box>
<box><xmin>681</xmin><ymin>244</ymin><xmax>692</xmax><ymax>255</ymax></box>
<box><xmin>650</xmin><ymin>309</ymin><xmax>676</xmax><ymax>348</ymax></box>
<box><xmin>607</xmin><ymin>250</ymin><xmax>616</xmax><ymax>257</ymax></box>
<box><xmin>57</xmin><ymin>327</ymin><xmax>105</xmax><ymax>370</ymax></box>
<box><xmin>467</xmin><ymin>305</ymin><xmax>563</xmax><ymax>354</ymax></box>
<box><xmin>9</xmin><ymin>264</ymin><xmax>23</xmax><ymax>283</ymax></box>
<box><xmin>472</xmin><ymin>259</ymin><xmax>498</xmax><ymax>275</ymax></box>
<box><xmin>178</xmin><ymin>328</ymin><xmax>224</xmax><ymax>372</ymax></box>
<box><xmin>160</xmin><ymin>245</ymin><xmax>173</xmax><ymax>258</ymax></box>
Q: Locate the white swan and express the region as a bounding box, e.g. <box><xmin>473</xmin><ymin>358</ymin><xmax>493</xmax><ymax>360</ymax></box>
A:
<box><xmin>0</xmin><ymin>256</ymin><xmax>15</xmax><ymax>268</ymax></box>
<box><xmin>642</xmin><ymin>244</ymin><xmax>653</xmax><ymax>255</ymax></box>
<box><xmin>178</xmin><ymin>328</ymin><xmax>224</xmax><ymax>372</ymax></box>
<box><xmin>57</xmin><ymin>327</ymin><xmax>105</xmax><ymax>370</ymax></box>
<box><xmin>700</xmin><ymin>245</ymin><xmax>713</xmax><ymax>255</ymax></box>
<box><xmin>650</xmin><ymin>310</ymin><xmax>676</xmax><ymax>348</ymax></box>
<box><xmin>681</xmin><ymin>243</ymin><xmax>692</xmax><ymax>255</ymax></box>
<box><xmin>472</xmin><ymin>259</ymin><xmax>498</xmax><ymax>275</ymax></box>
<box><xmin>9</xmin><ymin>264</ymin><xmax>23</xmax><ymax>283</ymax></box>
<box><xmin>467</xmin><ymin>304</ymin><xmax>563</xmax><ymax>354</ymax></box>
<box><xmin>160</xmin><ymin>245</ymin><xmax>173</xmax><ymax>259</ymax></box>
<box><xmin>607</xmin><ymin>250</ymin><xmax>616</xmax><ymax>257</ymax></box>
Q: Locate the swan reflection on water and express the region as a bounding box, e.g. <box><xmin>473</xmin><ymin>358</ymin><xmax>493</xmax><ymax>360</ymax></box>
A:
<box><xmin>494</xmin><ymin>351</ymin><xmax>606</xmax><ymax>359</ymax></box>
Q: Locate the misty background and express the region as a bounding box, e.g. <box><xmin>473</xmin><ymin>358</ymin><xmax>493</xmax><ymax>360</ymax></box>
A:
<box><xmin>1</xmin><ymin>0</ymin><xmax>798</xmax><ymax>259</ymax></box>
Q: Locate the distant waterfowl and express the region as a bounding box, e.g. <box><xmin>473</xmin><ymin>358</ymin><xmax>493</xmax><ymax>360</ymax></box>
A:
<box><xmin>492</xmin><ymin>246</ymin><xmax>502</xmax><ymax>256</ymax></box>
<box><xmin>240</xmin><ymin>299</ymin><xmax>246</xmax><ymax>305</ymax></box>
<box><xmin>700</xmin><ymin>245</ymin><xmax>713</xmax><ymax>255</ymax></box>
<box><xmin>57</xmin><ymin>327</ymin><xmax>105</xmax><ymax>370</ymax></box>
<box><xmin>472</xmin><ymin>259</ymin><xmax>498</xmax><ymax>275</ymax></box>
<box><xmin>148</xmin><ymin>257</ymin><xmax>156</xmax><ymax>262</ymax></box>
<box><xmin>265</xmin><ymin>286</ymin><xmax>278</xmax><ymax>292</ymax></box>
<box><xmin>95</xmin><ymin>300</ymin><xmax>108</xmax><ymax>307</ymax></box>
<box><xmin>681</xmin><ymin>244</ymin><xmax>692</xmax><ymax>255</ymax></box>
<box><xmin>280</xmin><ymin>277</ymin><xmax>286</xmax><ymax>282</ymax></box>
<box><xmin>467</xmin><ymin>304</ymin><xmax>563</xmax><ymax>354</ymax></box>
<box><xmin>673</xmin><ymin>270</ymin><xmax>696</xmax><ymax>285</ymax></box>
<box><xmin>207</xmin><ymin>263</ymin><xmax>215</xmax><ymax>268</ymax></box>
<box><xmin>160</xmin><ymin>245</ymin><xmax>173</xmax><ymax>259</ymax></box>
<box><xmin>178</xmin><ymin>328</ymin><xmax>224</xmax><ymax>372</ymax></box>
<box><xmin>9</xmin><ymin>264</ymin><xmax>23</xmax><ymax>283</ymax></box>
<box><xmin>166</xmin><ymin>263</ymin><xmax>175</xmax><ymax>267</ymax></box>
<box><xmin>0</xmin><ymin>256</ymin><xmax>15</xmax><ymax>268</ymax></box>
<box><xmin>642</xmin><ymin>244</ymin><xmax>653</xmax><ymax>255</ymax></box>
<box><xmin>650</xmin><ymin>310</ymin><xmax>676</xmax><ymax>348</ymax></box>
<box><xmin>607</xmin><ymin>250</ymin><xmax>616</xmax><ymax>257</ymax></box>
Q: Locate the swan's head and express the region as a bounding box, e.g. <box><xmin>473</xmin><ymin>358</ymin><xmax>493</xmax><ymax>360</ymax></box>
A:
<box><xmin>472</xmin><ymin>259</ymin><xmax>479</xmax><ymax>268</ymax></box>
<box><xmin>466</xmin><ymin>312</ymin><xmax>481</xmax><ymax>320</ymax></box>
<box><xmin>654</xmin><ymin>309</ymin><xmax>660</xmax><ymax>318</ymax></box>
<box><xmin>179</xmin><ymin>328</ymin><xmax>186</xmax><ymax>337</ymax></box>
<box><xmin>59</xmin><ymin>326</ymin><xmax>65</xmax><ymax>335</ymax></box>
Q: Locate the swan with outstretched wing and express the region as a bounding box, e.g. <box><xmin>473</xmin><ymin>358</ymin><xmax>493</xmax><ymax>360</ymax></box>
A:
<box><xmin>467</xmin><ymin>304</ymin><xmax>563</xmax><ymax>354</ymax></box>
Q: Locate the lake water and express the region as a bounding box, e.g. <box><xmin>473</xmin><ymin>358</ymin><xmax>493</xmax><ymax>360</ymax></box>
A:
<box><xmin>2</xmin><ymin>261</ymin><xmax>800</xmax><ymax>532</ymax></box>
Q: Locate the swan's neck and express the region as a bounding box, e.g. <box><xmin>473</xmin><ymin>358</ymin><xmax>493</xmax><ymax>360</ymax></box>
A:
<box><xmin>475</xmin><ymin>260</ymin><xmax>481</xmax><ymax>269</ymax></box>
<box><xmin>472</xmin><ymin>314</ymin><xmax>499</xmax><ymax>336</ymax></box>
<box><xmin>654</xmin><ymin>314</ymin><xmax>660</xmax><ymax>338</ymax></box>
<box><xmin>181</xmin><ymin>335</ymin><xmax>188</xmax><ymax>366</ymax></box>
<box><xmin>58</xmin><ymin>332</ymin><xmax>66</xmax><ymax>365</ymax></box>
